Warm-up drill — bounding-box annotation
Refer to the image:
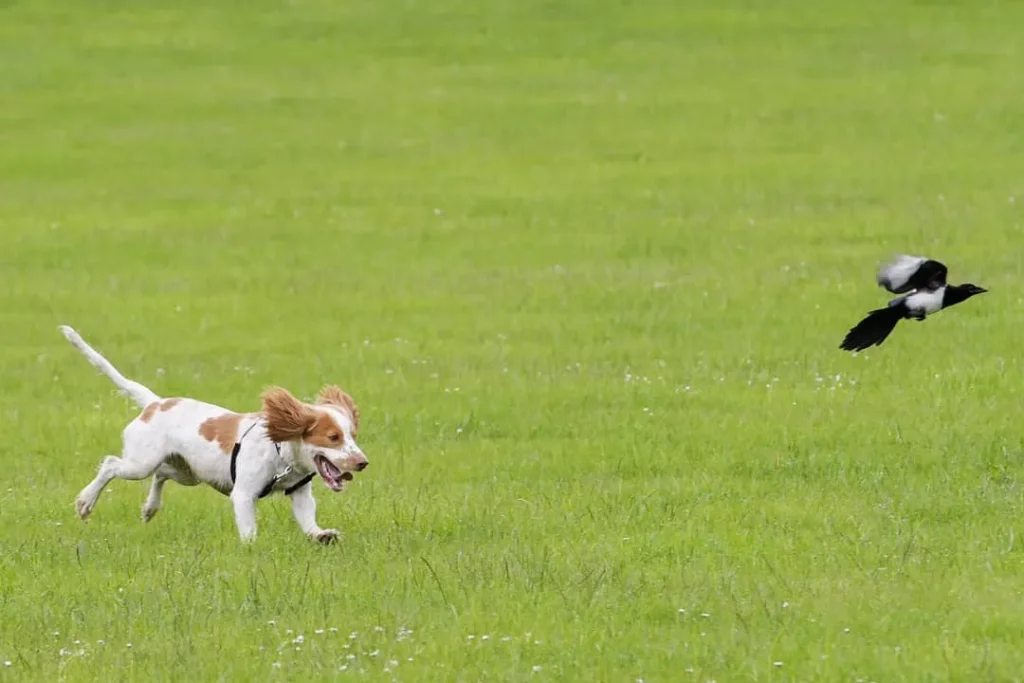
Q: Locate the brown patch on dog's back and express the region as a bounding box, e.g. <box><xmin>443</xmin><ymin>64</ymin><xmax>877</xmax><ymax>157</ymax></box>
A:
<box><xmin>199</xmin><ymin>413</ymin><xmax>244</xmax><ymax>454</ymax></box>
<box><xmin>139</xmin><ymin>398</ymin><xmax>183</xmax><ymax>424</ymax></box>
<box><xmin>303</xmin><ymin>411</ymin><xmax>345</xmax><ymax>449</ymax></box>
<box><xmin>139</xmin><ymin>402</ymin><xmax>160</xmax><ymax>423</ymax></box>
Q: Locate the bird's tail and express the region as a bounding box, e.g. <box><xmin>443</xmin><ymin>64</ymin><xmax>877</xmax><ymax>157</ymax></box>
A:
<box><xmin>840</xmin><ymin>307</ymin><xmax>905</xmax><ymax>352</ymax></box>
<box><xmin>59</xmin><ymin>325</ymin><xmax>161</xmax><ymax>407</ymax></box>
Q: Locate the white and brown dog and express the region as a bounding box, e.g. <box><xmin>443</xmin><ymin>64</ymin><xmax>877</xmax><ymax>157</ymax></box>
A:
<box><xmin>59</xmin><ymin>325</ymin><xmax>367</xmax><ymax>544</ymax></box>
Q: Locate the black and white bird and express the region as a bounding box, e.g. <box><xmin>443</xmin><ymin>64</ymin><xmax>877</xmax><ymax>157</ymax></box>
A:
<box><xmin>839</xmin><ymin>255</ymin><xmax>987</xmax><ymax>352</ymax></box>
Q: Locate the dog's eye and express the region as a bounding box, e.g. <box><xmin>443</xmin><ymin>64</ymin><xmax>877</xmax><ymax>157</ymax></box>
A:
<box><xmin>328</xmin><ymin>433</ymin><xmax>341</xmax><ymax>443</ymax></box>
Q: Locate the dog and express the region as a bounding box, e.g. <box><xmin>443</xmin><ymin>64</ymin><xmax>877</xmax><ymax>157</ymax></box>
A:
<box><xmin>58</xmin><ymin>325</ymin><xmax>367</xmax><ymax>544</ymax></box>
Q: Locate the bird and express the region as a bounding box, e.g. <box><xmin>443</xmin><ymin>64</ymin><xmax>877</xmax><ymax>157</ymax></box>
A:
<box><xmin>839</xmin><ymin>254</ymin><xmax>987</xmax><ymax>352</ymax></box>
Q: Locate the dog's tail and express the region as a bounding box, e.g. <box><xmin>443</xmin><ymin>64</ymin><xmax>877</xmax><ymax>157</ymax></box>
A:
<box><xmin>59</xmin><ymin>325</ymin><xmax>161</xmax><ymax>408</ymax></box>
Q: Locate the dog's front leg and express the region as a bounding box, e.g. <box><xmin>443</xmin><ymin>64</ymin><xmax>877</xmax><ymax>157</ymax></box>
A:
<box><xmin>230</xmin><ymin>490</ymin><xmax>259</xmax><ymax>543</ymax></box>
<box><xmin>288</xmin><ymin>482</ymin><xmax>339</xmax><ymax>545</ymax></box>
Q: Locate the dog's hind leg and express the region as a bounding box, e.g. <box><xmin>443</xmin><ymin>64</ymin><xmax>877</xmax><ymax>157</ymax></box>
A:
<box><xmin>141</xmin><ymin>472</ymin><xmax>169</xmax><ymax>522</ymax></box>
<box><xmin>140</xmin><ymin>457</ymin><xmax>198</xmax><ymax>523</ymax></box>
<box><xmin>75</xmin><ymin>444</ymin><xmax>166</xmax><ymax>521</ymax></box>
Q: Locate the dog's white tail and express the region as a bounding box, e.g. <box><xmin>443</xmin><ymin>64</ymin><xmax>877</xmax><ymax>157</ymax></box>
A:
<box><xmin>59</xmin><ymin>325</ymin><xmax>161</xmax><ymax>408</ymax></box>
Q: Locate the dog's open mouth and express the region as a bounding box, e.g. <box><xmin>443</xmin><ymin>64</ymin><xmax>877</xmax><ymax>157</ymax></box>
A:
<box><xmin>314</xmin><ymin>455</ymin><xmax>354</xmax><ymax>492</ymax></box>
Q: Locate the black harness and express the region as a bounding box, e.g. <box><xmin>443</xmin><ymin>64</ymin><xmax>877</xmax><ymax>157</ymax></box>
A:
<box><xmin>230</xmin><ymin>422</ymin><xmax>315</xmax><ymax>499</ymax></box>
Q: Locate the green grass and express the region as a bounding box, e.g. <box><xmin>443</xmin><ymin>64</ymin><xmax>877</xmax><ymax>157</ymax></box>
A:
<box><xmin>2</xmin><ymin>0</ymin><xmax>1024</xmax><ymax>680</ymax></box>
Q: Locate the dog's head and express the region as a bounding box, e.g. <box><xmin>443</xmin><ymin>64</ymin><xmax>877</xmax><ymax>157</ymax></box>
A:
<box><xmin>261</xmin><ymin>385</ymin><xmax>366</xmax><ymax>491</ymax></box>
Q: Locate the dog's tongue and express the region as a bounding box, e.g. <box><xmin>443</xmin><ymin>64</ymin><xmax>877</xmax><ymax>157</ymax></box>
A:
<box><xmin>315</xmin><ymin>457</ymin><xmax>345</xmax><ymax>491</ymax></box>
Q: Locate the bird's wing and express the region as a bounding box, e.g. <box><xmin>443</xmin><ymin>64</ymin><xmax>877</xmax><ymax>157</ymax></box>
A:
<box><xmin>911</xmin><ymin>259</ymin><xmax>948</xmax><ymax>291</ymax></box>
<box><xmin>876</xmin><ymin>255</ymin><xmax>947</xmax><ymax>293</ymax></box>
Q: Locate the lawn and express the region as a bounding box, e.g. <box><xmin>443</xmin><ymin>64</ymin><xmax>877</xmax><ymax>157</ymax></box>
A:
<box><xmin>2</xmin><ymin>0</ymin><xmax>1024</xmax><ymax>680</ymax></box>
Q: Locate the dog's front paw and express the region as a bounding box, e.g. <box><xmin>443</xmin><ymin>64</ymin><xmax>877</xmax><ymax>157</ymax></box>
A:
<box><xmin>311</xmin><ymin>528</ymin><xmax>340</xmax><ymax>545</ymax></box>
<box><xmin>75</xmin><ymin>495</ymin><xmax>94</xmax><ymax>520</ymax></box>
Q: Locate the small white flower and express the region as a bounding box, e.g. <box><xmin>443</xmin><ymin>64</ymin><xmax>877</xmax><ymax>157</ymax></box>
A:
<box><xmin>781</xmin><ymin>601</ymin><xmax>789</xmax><ymax>608</ymax></box>
<box><xmin>369</xmin><ymin>649</ymin><xmax>380</xmax><ymax>657</ymax></box>
<box><xmin>339</xmin><ymin>665</ymin><xmax>348</xmax><ymax>671</ymax></box>
<box><xmin>374</xmin><ymin>626</ymin><xmax>384</xmax><ymax>633</ymax></box>
<box><xmin>315</xmin><ymin>629</ymin><xmax>325</xmax><ymax>635</ymax></box>
<box><xmin>346</xmin><ymin>654</ymin><xmax>356</xmax><ymax>661</ymax></box>
<box><xmin>701</xmin><ymin>612</ymin><xmax>711</xmax><ymax>618</ymax></box>
<box><xmin>329</xmin><ymin>627</ymin><xmax>338</xmax><ymax>633</ymax></box>
<box><xmin>267</xmin><ymin>620</ymin><xmax>276</xmax><ymax>626</ymax></box>
<box><xmin>678</xmin><ymin>608</ymin><xmax>686</xmax><ymax>614</ymax></box>
<box><xmin>349</xmin><ymin>632</ymin><xmax>358</xmax><ymax>639</ymax></box>
<box><xmin>293</xmin><ymin>635</ymin><xmax>304</xmax><ymax>645</ymax></box>
<box><xmin>532</xmin><ymin>665</ymin><xmax>542</xmax><ymax>672</ymax></box>
<box><xmin>774</xmin><ymin>661</ymin><xmax>783</xmax><ymax>668</ymax></box>
<box><xmin>482</xmin><ymin>635</ymin><xmax>490</xmax><ymax>641</ymax></box>
<box><xmin>272</xmin><ymin>662</ymin><xmax>281</xmax><ymax>669</ymax></box>
<box><xmin>4</xmin><ymin>661</ymin><xmax>11</xmax><ymax>667</ymax></box>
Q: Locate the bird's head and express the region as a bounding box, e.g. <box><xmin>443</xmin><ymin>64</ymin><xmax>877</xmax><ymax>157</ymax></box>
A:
<box><xmin>960</xmin><ymin>283</ymin><xmax>988</xmax><ymax>297</ymax></box>
<box><xmin>944</xmin><ymin>282</ymin><xmax>988</xmax><ymax>308</ymax></box>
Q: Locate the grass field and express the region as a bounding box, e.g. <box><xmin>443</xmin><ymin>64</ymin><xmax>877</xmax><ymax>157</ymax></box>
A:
<box><xmin>2</xmin><ymin>0</ymin><xmax>1024</xmax><ymax>680</ymax></box>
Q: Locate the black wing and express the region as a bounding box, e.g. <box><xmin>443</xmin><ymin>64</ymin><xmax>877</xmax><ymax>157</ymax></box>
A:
<box><xmin>907</xmin><ymin>259</ymin><xmax>947</xmax><ymax>292</ymax></box>
<box><xmin>877</xmin><ymin>255</ymin><xmax>948</xmax><ymax>294</ymax></box>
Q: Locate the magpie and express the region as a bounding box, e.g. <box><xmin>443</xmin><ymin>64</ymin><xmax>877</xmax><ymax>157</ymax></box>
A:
<box><xmin>839</xmin><ymin>254</ymin><xmax>987</xmax><ymax>352</ymax></box>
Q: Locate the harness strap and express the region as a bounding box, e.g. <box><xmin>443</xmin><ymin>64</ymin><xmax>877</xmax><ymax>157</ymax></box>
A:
<box><xmin>229</xmin><ymin>421</ymin><xmax>313</xmax><ymax>498</ymax></box>
<box><xmin>283</xmin><ymin>473</ymin><xmax>316</xmax><ymax>496</ymax></box>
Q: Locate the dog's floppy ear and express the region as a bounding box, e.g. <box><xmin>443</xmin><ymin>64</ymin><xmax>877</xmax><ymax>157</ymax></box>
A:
<box><xmin>262</xmin><ymin>386</ymin><xmax>316</xmax><ymax>442</ymax></box>
<box><xmin>317</xmin><ymin>384</ymin><xmax>360</xmax><ymax>435</ymax></box>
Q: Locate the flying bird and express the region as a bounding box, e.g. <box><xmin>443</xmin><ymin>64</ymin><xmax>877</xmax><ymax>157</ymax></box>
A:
<box><xmin>840</xmin><ymin>255</ymin><xmax>987</xmax><ymax>352</ymax></box>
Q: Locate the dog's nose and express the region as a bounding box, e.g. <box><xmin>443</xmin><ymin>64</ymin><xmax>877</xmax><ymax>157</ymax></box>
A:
<box><xmin>355</xmin><ymin>461</ymin><xmax>368</xmax><ymax>472</ymax></box>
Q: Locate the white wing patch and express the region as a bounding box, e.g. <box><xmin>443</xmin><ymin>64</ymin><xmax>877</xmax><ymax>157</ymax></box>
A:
<box><xmin>877</xmin><ymin>254</ymin><xmax>926</xmax><ymax>293</ymax></box>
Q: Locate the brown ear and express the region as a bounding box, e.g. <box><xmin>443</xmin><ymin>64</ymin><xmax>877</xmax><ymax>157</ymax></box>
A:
<box><xmin>261</xmin><ymin>386</ymin><xmax>316</xmax><ymax>442</ymax></box>
<box><xmin>317</xmin><ymin>384</ymin><xmax>360</xmax><ymax>435</ymax></box>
